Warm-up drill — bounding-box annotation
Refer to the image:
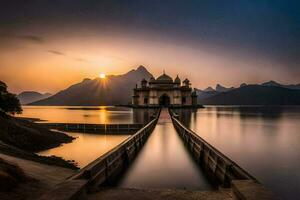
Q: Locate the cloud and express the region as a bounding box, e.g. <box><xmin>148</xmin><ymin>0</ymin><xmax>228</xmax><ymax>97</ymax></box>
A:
<box><xmin>47</xmin><ymin>50</ymin><xmax>91</xmax><ymax>63</ymax></box>
<box><xmin>17</xmin><ymin>35</ymin><xmax>44</xmax><ymax>44</ymax></box>
<box><xmin>74</xmin><ymin>58</ymin><xmax>91</xmax><ymax>63</ymax></box>
<box><xmin>47</xmin><ymin>50</ymin><xmax>65</xmax><ymax>56</ymax></box>
<box><xmin>0</xmin><ymin>33</ymin><xmax>45</xmax><ymax>48</ymax></box>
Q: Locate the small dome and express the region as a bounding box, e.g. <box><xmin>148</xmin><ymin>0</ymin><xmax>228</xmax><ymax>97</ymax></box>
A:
<box><xmin>149</xmin><ymin>76</ymin><xmax>156</xmax><ymax>83</ymax></box>
<box><xmin>183</xmin><ymin>78</ymin><xmax>190</xmax><ymax>84</ymax></box>
<box><xmin>156</xmin><ymin>73</ymin><xmax>173</xmax><ymax>83</ymax></box>
<box><xmin>174</xmin><ymin>75</ymin><xmax>181</xmax><ymax>84</ymax></box>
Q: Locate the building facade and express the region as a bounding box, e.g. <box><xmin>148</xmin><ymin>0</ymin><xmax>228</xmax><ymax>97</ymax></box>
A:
<box><xmin>132</xmin><ymin>73</ymin><xmax>197</xmax><ymax>107</ymax></box>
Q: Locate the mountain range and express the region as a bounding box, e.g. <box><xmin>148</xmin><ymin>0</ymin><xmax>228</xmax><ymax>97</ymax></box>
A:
<box><xmin>198</xmin><ymin>85</ymin><xmax>300</xmax><ymax>105</ymax></box>
<box><xmin>22</xmin><ymin>65</ymin><xmax>300</xmax><ymax>106</ymax></box>
<box><xmin>30</xmin><ymin>66</ymin><xmax>152</xmax><ymax>106</ymax></box>
<box><xmin>196</xmin><ymin>81</ymin><xmax>300</xmax><ymax>105</ymax></box>
<box><xmin>17</xmin><ymin>91</ymin><xmax>52</xmax><ymax>105</ymax></box>
<box><xmin>261</xmin><ymin>81</ymin><xmax>300</xmax><ymax>90</ymax></box>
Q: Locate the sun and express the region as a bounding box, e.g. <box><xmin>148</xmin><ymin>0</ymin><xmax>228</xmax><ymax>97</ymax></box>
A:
<box><xmin>99</xmin><ymin>73</ymin><xmax>106</xmax><ymax>79</ymax></box>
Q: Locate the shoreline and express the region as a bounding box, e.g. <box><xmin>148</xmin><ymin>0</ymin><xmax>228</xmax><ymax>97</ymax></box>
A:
<box><xmin>0</xmin><ymin>114</ymin><xmax>79</xmax><ymax>169</ymax></box>
<box><xmin>0</xmin><ymin>140</ymin><xmax>79</xmax><ymax>170</ymax></box>
<box><xmin>0</xmin><ymin>153</ymin><xmax>75</xmax><ymax>200</ymax></box>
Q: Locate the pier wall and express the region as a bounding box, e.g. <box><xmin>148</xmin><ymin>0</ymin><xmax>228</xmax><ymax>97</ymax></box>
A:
<box><xmin>170</xmin><ymin>110</ymin><xmax>278</xmax><ymax>200</ymax></box>
<box><xmin>39</xmin><ymin>109</ymin><xmax>160</xmax><ymax>200</ymax></box>
<box><xmin>40</xmin><ymin>123</ymin><xmax>143</xmax><ymax>134</ymax></box>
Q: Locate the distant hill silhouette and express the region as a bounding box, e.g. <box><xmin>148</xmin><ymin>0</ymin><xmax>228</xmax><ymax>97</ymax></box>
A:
<box><xmin>240</xmin><ymin>83</ymin><xmax>248</xmax><ymax>88</ymax></box>
<box><xmin>195</xmin><ymin>88</ymin><xmax>218</xmax><ymax>100</ymax></box>
<box><xmin>196</xmin><ymin>81</ymin><xmax>300</xmax><ymax>105</ymax></box>
<box><xmin>196</xmin><ymin>84</ymin><xmax>233</xmax><ymax>100</ymax></box>
<box><xmin>215</xmin><ymin>84</ymin><xmax>234</xmax><ymax>92</ymax></box>
<box><xmin>30</xmin><ymin>66</ymin><xmax>152</xmax><ymax>106</ymax></box>
<box><xmin>203</xmin><ymin>87</ymin><xmax>215</xmax><ymax>92</ymax></box>
<box><xmin>18</xmin><ymin>91</ymin><xmax>51</xmax><ymax>105</ymax></box>
<box><xmin>199</xmin><ymin>85</ymin><xmax>300</xmax><ymax>105</ymax></box>
<box><xmin>261</xmin><ymin>80</ymin><xmax>300</xmax><ymax>90</ymax></box>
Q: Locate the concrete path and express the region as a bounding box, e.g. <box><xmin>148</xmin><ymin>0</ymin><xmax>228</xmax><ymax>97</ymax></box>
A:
<box><xmin>157</xmin><ymin>108</ymin><xmax>173</xmax><ymax>123</ymax></box>
<box><xmin>87</xmin><ymin>188</ymin><xmax>233</xmax><ymax>200</ymax></box>
<box><xmin>0</xmin><ymin>153</ymin><xmax>75</xmax><ymax>187</ymax></box>
<box><xmin>0</xmin><ymin>153</ymin><xmax>75</xmax><ymax>199</ymax></box>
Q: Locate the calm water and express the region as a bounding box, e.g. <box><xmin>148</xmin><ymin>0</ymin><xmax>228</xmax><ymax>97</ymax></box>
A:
<box><xmin>116</xmin><ymin>109</ymin><xmax>214</xmax><ymax>190</ymax></box>
<box><xmin>175</xmin><ymin>106</ymin><xmax>300</xmax><ymax>200</ymax></box>
<box><xmin>18</xmin><ymin>106</ymin><xmax>300</xmax><ymax>197</ymax></box>
<box><xmin>20</xmin><ymin>106</ymin><xmax>154</xmax><ymax>124</ymax></box>
<box><xmin>19</xmin><ymin>106</ymin><xmax>155</xmax><ymax>168</ymax></box>
<box><xmin>39</xmin><ymin>132</ymin><xmax>128</xmax><ymax>168</ymax></box>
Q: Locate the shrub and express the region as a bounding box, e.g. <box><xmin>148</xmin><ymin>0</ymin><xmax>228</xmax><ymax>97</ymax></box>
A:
<box><xmin>0</xmin><ymin>81</ymin><xmax>22</xmax><ymax>115</ymax></box>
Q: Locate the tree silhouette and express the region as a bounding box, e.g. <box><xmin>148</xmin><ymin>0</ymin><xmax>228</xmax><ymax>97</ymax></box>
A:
<box><xmin>0</xmin><ymin>81</ymin><xmax>22</xmax><ymax>115</ymax></box>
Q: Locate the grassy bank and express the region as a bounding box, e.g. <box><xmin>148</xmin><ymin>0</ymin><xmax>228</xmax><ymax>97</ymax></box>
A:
<box><xmin>0</xmin><ymin>112</ymin><xmax>74</xmax><ymax>152</ymax></box>
<box><xmin>0</xmin><ymin>112</ymin><xmax>78</xmax><ymax>169</ymax></box>
<box><xmin>0</xmin><ymin>141</ymin><xmax>78</xmax><ymax>170</ymax></box>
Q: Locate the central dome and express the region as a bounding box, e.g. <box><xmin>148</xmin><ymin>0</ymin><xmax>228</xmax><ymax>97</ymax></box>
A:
<box><xmin>156</xmin><ymin>73</ymin><xmax>173</xmax><ymax>83</ymax></box>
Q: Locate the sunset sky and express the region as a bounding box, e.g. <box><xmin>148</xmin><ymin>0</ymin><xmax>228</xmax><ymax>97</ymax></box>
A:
<box><xmin>0</xmin><ymin>0</ymin><xmax>299</xmax><ymax>93</ymax></box>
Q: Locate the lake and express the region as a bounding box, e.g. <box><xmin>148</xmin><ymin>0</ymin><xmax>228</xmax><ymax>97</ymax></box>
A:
<box><xmin>19</xmin><ymin>106</ymin><xmax>156</xmax><ymax>168</ymax></box>
<box><xmin>19</xmin><ymin>106</ymin><xmax>300</xmax><ymax>199</ymax></box>
<box><xmin>174</xmin><ymin>106</ymin><xmax>300</xmax><ymax>200</ymax></box>
<box><xmin>39</xmin><ymin>132</ymin><xmax>129</xmax><ymax>168</ymax></box>
<box><xmin>116</xmin><ymin>109</ymin><xmax>214</xmax><ymax>190</ymax></box>
<box><xmin>20</xmin><ymin>106</ymin><xmax>154</xmax><ymax>124</ymax></box>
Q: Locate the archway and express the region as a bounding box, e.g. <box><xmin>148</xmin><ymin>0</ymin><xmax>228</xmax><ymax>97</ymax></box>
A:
<box><xmin>159</xmin><ymin>94</ymin><xmax>170</xmax><ymax>107</ymax></box>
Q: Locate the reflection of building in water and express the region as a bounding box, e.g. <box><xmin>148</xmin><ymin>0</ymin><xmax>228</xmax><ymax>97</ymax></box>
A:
<box><xmin>132</xmin><ymin>109</ymin><xmax>157</xmax><ymax>124</ymax></box>
<box><xmin>173</xmin><ymin>108</ymin><xmax>194</xmax><ymax>128</ymax></box>
<box><xmin>132</xmin><ymin>73</ymin><xmax>198</xmax><ymax>107</ymax></box>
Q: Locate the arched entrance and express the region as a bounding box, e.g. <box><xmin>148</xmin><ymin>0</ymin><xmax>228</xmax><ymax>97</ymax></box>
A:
<box><xmin>159</xmin><ymin>94</ymin><xmax>170</xmax><ymax>107</ymax></box>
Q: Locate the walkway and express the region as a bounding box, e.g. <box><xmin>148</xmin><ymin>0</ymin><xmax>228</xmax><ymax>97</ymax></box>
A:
<box><xmin>115</xmin><ymin>109</ymin><xmax>213</xmax><ymax>190</ymax></box>
<box><xmin>0</xmin><ymin>153</ymin><xmax>75</xmax><ymax>200</ymax></box>
<box><xmin>88</xmin><ymin>188</ymin><xmax>232</xmax><ymax>200</ymax></box>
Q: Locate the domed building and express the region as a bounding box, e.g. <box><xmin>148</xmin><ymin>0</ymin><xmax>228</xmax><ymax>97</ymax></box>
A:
<box><xmin>132</xmin><ymin>73</ymin><xmax>198</xmax><ymax>107</ymax></box>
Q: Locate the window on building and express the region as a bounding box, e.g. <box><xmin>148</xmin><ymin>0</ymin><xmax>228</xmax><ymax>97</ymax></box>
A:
<box><xmin>144</xmin><ymin>98</ymin><xmax>148</xmax><ymax>104</ymax></box>
<box><xmin>182</xmin><ymin>97</ymin><xmax>186</xmax><ymax>105</ymax></box>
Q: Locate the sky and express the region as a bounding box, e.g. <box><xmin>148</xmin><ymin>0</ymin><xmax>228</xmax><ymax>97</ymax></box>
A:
<box><xmin>0</xmin><ymin>0</ymin><xmax>299</xmax><ymax>93</ymax></box>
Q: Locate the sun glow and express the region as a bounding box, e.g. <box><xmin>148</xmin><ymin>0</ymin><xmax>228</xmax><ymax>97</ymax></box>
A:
<box><xmin>99</xmin><ymin>73</ymin><xmax>106</xmax><ymax>79</ymax></box>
